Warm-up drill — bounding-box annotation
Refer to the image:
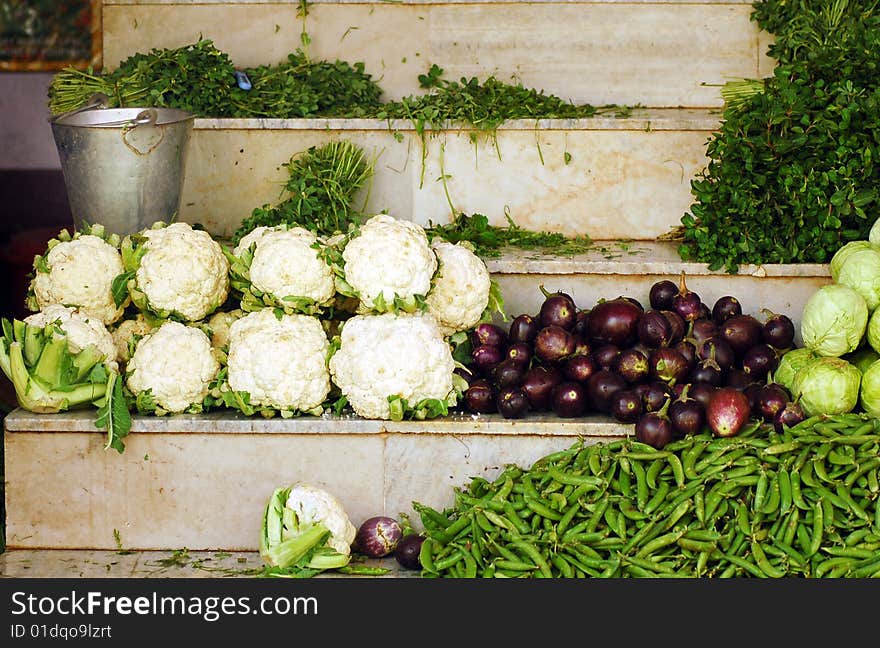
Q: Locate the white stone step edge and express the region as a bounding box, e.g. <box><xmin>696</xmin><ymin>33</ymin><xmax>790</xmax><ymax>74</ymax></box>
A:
<box><xmin>106</xmin><ymin>1</ymin><xmax>755</xmax><ymax>6</ymax></box>
<box><xmin>193</xmin><ymin>108</ymin><xmax>723</xmax><ymax>133</ymax></box>
<box><xmin>4</xmin><ymin>409</ymin><xmax>632</xmax><ymax>438</ymax></box>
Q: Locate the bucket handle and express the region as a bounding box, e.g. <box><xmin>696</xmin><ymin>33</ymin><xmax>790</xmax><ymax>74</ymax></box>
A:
<box><xmin>122</xmin><ymin>109</ymin><xmax>164</xmax><ymax>156</ymax></box>
<box><xmin>48</xmin><ymin>92</ymin><xmax>110</xmax><ymax>123</ymax></box>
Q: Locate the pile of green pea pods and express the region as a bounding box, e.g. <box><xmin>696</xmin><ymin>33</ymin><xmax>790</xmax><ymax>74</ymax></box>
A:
<box><xmin>414</xmin><ymin>413</ymin><xmax>880</xmax><ymax>578</ymax></box>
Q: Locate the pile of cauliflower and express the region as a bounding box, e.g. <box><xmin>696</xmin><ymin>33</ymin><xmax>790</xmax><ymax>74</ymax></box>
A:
<box><xmin>17</xmin><ymin>214</ymin><xmax>502</xmax><ymax>421</ymax></box>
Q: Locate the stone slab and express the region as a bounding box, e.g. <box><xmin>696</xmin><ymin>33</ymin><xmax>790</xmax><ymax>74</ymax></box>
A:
<box><xmin>3</xmin><ymin>431</ymin><xmax>384</xmax><ymax>550</ymax></box>
<box><xmin>3</xmin><ymin>411</ymin><xmax>627</xmax><ymax>550</ymax></box>
<box><xmin>172</xmin><ymin>110</ymin><xmax>720</xmax><ymax>239</ymax></box>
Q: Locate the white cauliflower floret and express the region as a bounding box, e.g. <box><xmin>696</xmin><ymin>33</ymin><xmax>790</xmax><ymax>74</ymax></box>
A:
<box><xmin>426</xmin><ymin>240</ymin><xmax>492</xmax><ymax>336</ymax></box>
<box><xmin>341</xmin><ymin>214</ymin><xmax>437</xmax><ymax>312</ymax></box>
<box><xmin>248</xmin><ymin>227</ymin><xmax>335</xmax><ymax>306</ymax></box>
<box><xmin>328</xmin><ymin>312</ymin><xmax>455</xmax><ymax>419</ymax></box>
<box><xmin>206</xmin><ymin>309</ymin><xmax>244</xmax><ymax>350</ymax></box>
<box><xmin>226</xmin><ymin>310</ymin><xmax>330</xmax><ymax>412</ymax></box>
<box><xmin>110</xmin><ymin>314</ymin><xmax>156</xmax><ymax>363</ymax></box>
<box><xmin>30</xmin><ymin>234</ymin><xmax>128</xmax><ymax>325</ymax></box>
<box><xmin>126</xmin><ymin>321</ymin><xmax>220</xmax><ymax>413</ymax></box>
<box><xmin>284</xmin><ymin>483</ymin><xmax>357</xmax><ymax>555</ymax></box>
<box><xmin>25</xmin><ymin>304</ymin><xmax>118</xmax><ymax>372</ymax></box>
<box><xmin>134</xmin><ymin>222</ymin><xmax>229</xmax><ymax>321</ymax></box>
<box><xmin>232</xmin><ymin>226</ymin><xmax>274</xmax><ymax>257</ymax></box>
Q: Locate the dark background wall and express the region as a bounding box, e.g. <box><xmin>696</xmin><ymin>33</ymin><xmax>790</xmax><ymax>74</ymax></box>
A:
<box><xmin>0</xmin><ymin>73</ymin><xmax>74</xmax><ymax>317</ymax></box>
<box><xmin>0</xmin><ymin>72</ymin><xmax>74</xmax><ymax>412</ymax></box>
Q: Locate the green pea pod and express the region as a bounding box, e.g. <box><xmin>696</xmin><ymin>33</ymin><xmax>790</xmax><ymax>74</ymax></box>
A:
<box><xmin>772</xmin><ymin>537</ymin><xmax>806</xmax><ymax>568</ymax></box>
<box><xmin>753</xmin><ymin>471</ymin><xmax>769</xmax><ymax>513</ymax></box>
<box><xmin>547</xmin><ymin>464</ymin><xmax>605</xmax><ymax>488</ymax></box>
<box><xmin>683</xmin><ymin>440</ymin><xmax>709</xmax><ymax>480</ymax></box>
<box><xmin>502</xmin><ymin>502</ymin><xmax>531</xmax><ymax>536</ymax></box>
<box><xmin>585</xmin><ymin>498</ymin><xmax>611</xmax><ymax>534</ymax></box>
<box><xmin>800</xmin><ymin>458</ymin><xmax>818</xmax><ymax>488</ymax></box>
<box><xmin>643</xmin><ymin>481</ymin><xmax>671</xmax><ymax>516</ymax></box>
<box><xmin>815</xmin><ymin>556</ymin><xmax>855</xmax><ymax>578</ymax></box>
<box><xmin>750</xmin><ymin>541</ymin><xmax>786</xmax><ymax>578</ymax></box>
<box><xmin>523</xmin><ymin>495</ymin><xmax>563</xmax><ymax>521</ymax></box>
<box><xmin>511</xmin><ymin>541</ymin><xmax>552</xmax><ymax>578</ymax></box>
<box><xmin>433</xmin><ymin>547</ymin><xmax>464</xmax><ymax>572</ymax></box>
<box><xmin>761</xmin><ymin>471</ymin><xmax>781</xmax><ymax>516</ymax></box>
<box><xmin>845</xmin><ymin>457</ymin><xmax>880</xmax><ymax>488</ymax></box>
<box><xmin>694</xmin><ymin>488</ymin><xmax>705</xmax><ymax>525</ymax></box>
<box><xmin>626</xmin><ymin>517</ymin><xmax>661</xmax><ymax>550</ymax></box>
<box><xmin>618</xmin><ymin>465</ymin><xmax>633</xmax><ymax>497</ymax></box>
<box><xmin>667</xmin><ymin>454</ymin><xmax>685</xmax><ymax>488</ymax></box>
<box><xmin>777</xmin><ymin>469</ymin><xmax>792</xmax><ymax>515</ymax></box>
<box><xmin>807</xmin><ymin>499</ymin><xmax>824</xmax><ymax>558</ymax></box>
<box><xmin>782</xmin><ymin>508</ymin><xmax>800</xmax><ymax>547</ymax></box>
<box><xmin>835</xmin><ymin>483</ymin><xmax>872</xmax><ymax>522</ymax></box>
<box><xmin>636</xmin><ymin>529</ymin><xmax>686</xmax><ymax>559</ymax></box>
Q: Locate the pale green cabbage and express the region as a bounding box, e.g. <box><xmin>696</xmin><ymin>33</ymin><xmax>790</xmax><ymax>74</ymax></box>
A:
<box><xmin>858</xmin><ymin>359</ymin><xmax>880</xmax><ymax>417</ymax></box>
<box><xmin>800</xmin><ymin>284</ymin><xmax>868</xmax><ymax>357</ymax></box>
<box><xmin>844</xmin><ymin>346</ymin><xmax>880</xmax><ymax>374</ymax></box>
<box><xmin>773</xmin><ymin>347</ymin><xmax>818</xmax><ymax>391</ymax></box>
<box><xmin>830</xmin><ymin>241</ymin><xmax>876</xmax><ymax>281</ymax></box>
<box><xmin>790</xmin><ymin>356</ymin><xmax>861</xmax><ymax>416</ymax></box>
<box><xmin>836</xmin><ymin>247</ymin><xmax>880</xmax><ymax>310</ymax></box>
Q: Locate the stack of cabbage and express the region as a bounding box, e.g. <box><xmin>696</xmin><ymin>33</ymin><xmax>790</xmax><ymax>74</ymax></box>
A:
<box><xmin>777</xmin><ymin>218</ymin><xmax>880</xmax><ymax>418</ymax></box>
<box><xmin>1</xmin><ymin>215</ymin><xmax>501</xmax><ymax>445</ymax></box>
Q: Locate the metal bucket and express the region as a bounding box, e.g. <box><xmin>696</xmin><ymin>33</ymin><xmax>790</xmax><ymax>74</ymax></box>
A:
<box><xmin>50</xmin><ymin>98</ymin><xmax>195</xmax><ymax>236</ymax></box>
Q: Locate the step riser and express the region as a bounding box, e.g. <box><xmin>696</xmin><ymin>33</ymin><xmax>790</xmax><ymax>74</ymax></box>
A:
<box><xmin>183</xmin><ymin>120</ymin><xmax>712</xmax><ymax>239</ymax></box>
<box><xmin>4</xmin><ymin>429</ymin><xmax>617</xmax><ymax>550</ymax></box>
<box><xmin>103</xmin><ymin>2</ymin><xmax>773</xmax><ymax>108</ymax></box>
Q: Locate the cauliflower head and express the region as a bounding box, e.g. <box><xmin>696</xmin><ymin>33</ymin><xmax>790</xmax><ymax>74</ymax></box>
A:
<box><xmin>29</xmin><ymin>232</ymin><xmax>128</xmax><ymax>325</ymax></box>
<box><xmin>25</xmin><ymin>304</ymin><xmax>118</xmax><ymax>372</ymax></box>
<box><xmin>226</xmin><ymin>309</ymin><xmax>330</xmax><ymax>413</ymax></box>
<box><xmin>228</xmin><ymin>226</ymin><xmax>335</xmax><ymax>314</ymax></box>
<box><xmin>125</xmin><ymin>222</ymin><xmax>230</xmax><ymax>322</ymax></box>
<box><xmin>126</xmin><ymin>320</ymin><xmax>220</xmax><ymax>414</ymax></box>
<box><xmin>426</xmin><ymin>240</ymin><xmax>492</xmax><ymax>337</ymax></box>
<box><xmin>232</xmin><ymin>226</ymin><xmax>273</xmax><ymax>258</ymax></box>
<box><xmin>340</xmin><ymin>214</ymin><xmax>437</xmax><ymax>313</ymax></box>
<box><xmin>110</xmin><ymin>314</ymin><xmax>157</xmax><ymax>364</ymax></box>
<box><xmin>206</xmin><ymin>309</ymin><xmax>244</xmax><ymax>350</ymax></box>
<box><xmin>328</xmin><ymin>312</ymin><xmax>455</xmax><ymax>419</ymax></box>
<box><xmin>284</xmin><ymin>483</ymin><xmax>357</xmax><ymax>555</ymax></box>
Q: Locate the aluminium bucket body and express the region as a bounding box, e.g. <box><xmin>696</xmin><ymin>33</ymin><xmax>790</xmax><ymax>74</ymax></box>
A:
<box><xmin>50</xmin><ymin>106</ymin><xmax>195</xmax><ymax>236</ymax></box>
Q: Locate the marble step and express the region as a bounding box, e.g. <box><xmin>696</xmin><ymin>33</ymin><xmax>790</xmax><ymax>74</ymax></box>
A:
<box><xmin>181</xmin><ymin>109</ymin><xmax>718</xmax><ymax>240</ymax></box>
<box><xmin>3</xmin><ymin>410</ymin><xmax>630</xmax><ymax>551</ymax></box>
<box><xmin>0</xmin><ymin>549</ymin><xmax>413</xmax><ymax>578</ymax></box>
<box><xmin>102</xmin><ymin>1</ymin><xmax>773</xmax><ymax>108</ymax></box>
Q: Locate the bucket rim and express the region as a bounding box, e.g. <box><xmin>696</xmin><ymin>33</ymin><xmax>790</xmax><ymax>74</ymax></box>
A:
<box><xmin>51</xmin><ymin>106</ymin><xmax>196</xmax><ymax>128</ymax></box>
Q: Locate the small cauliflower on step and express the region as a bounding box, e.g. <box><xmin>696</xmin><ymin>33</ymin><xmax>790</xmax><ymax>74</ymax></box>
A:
<box><xmin>426</xmin><ymin>240</ymin><xmax>492</xmax><ymax>337</ymax></box>
<box><xmin>226</xmin><ymin>225</ymin><xmax>335</xmax><ymax>315</ymax></box>
<box><xmin>24</xmin><ymin>304</ymin><xmax>118</xmax><ymax>372</ymax></box>
<box><xmin>120</xmin><ymin>222</ymin><xmax>230</xmax><ymax>322</ymax></box>
<box><xmin>28</xmin><ymin>225</ymin><xmax>129</xmax><ymax>326</ymax></box>
<box><xmin>205</xmin><ymin>308</ymin><xmax>244</xmax><ymax>351</ymax></box>
<box><xmin>260</xmin><ymin>483</ymin><xmax>357</xmax><ymax>574</ymax></box>
<box><xmin>110</xmin><ymin>314</ymin><xmax>158</xmax><ymax>364</ymax></box>
<box><xmin>126</xmin><ymin>320</ymin><xmax>220</xmax><ymax>414</ymax></box>
<box><xmin>336</xmin><ymin>214</ymin><xmax>437</xmax><ymax>314</ymax></box>
<box><xmin>220</xmin><ymin>309</ymin><xmax>331</xmax><ymax>416</ymax></box>
<box><xmin>329</xmin><ymin>312</ymin><xmax>457</xmax><ymax>420</ymax></box>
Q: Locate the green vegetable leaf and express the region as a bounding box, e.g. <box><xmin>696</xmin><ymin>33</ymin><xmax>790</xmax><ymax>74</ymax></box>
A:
<box><xmin>95</xmin><ymin>372</ymin><xmax>132</xmax><ymax>454</ymax></box>
<box><xmin>111</xmin><ymin>271</ymin><xmax>135</xmax><ymax>308</ymax></box>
